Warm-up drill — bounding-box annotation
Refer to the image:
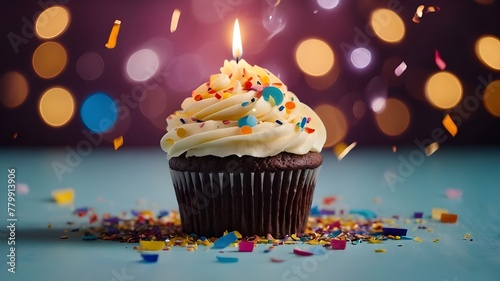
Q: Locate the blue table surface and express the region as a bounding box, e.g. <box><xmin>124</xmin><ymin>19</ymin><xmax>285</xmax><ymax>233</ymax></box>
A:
<box><xmin>1</xmin><ymin>146</ymin><xmax>500</xmax><ymax>281</ymax></box>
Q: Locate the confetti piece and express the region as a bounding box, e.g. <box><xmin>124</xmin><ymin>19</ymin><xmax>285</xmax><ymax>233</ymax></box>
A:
<box><xmin>238</xmin><ymin>115</ymin><xmax>258</xmax><ymax>127</ymax></box>
<box><xmin>52</xmin><ymin>188</ymin><xmax>75</xmax><ymax>205</ymax></box>
<box><xmin>140</xmin><ymin>240</ymin><xmax>166</xmax><ymax>251</ymax></box>
<box><xmin>89</xmin><ymin>213</ymin><xmax>98</xmax><ymax>224</ymax></box>
<box><xmin>141</xmin><ymin>253</ymin><xmax>159</xmax><ymax>262</ymax></box>
<box><xmin>216</xmin><ymin>256</ymin><xmax>238</xmax><ymax>263</ymax></box>
<box><xmin>293</xmin><ymin>248</ymin><xmax>314</xmax><ymax>256</ymax></box>
<box><xmin>414</xmin><ymin>237</ymin><xmax>423</xmax><ymax>242</ymax></box>
<box><xmin>464</xmin><ymin>233</ymin><xmax>472</xmax><ymax>240</ymax></box>
<box><xmin>349</xmin><ymin>209</ymin><xmax>377</xmax><ymax>219</ymax></box>
<box><xmin>113</xmin><ymin>135</ymin><xmax>124</xmax><ymax>150</ymax></box>
<box><xmin>412</xmin><ymin>5</ymin><xmax>425</xmax><ymax>23</ymax></box>
<box><xmin>238</xmin><ymin>240</ymin><xmax>254</xmax><ymax>252</ymax></box>
<box><xmin>212</xmin><ymin>231</ymin><xmax>239</xmax><ymax>249</ymax></box>
<box><xmin>382</xmin><ymin>227</ymin><xmax>408</xmax><ymax>237</ymax></box>
<box><xmin>105</xmin><ymin>20</ymin><xmax>121</xmax><ymax>49</ymax></box>
<box><xmin>15</xmin><ymin>183</ymin><xmax>29</xmax><ymax>194</ymax></box>
<box><xmin>434</xmin><ymin>49</ymin><xmax>447</xmax><ymax>70</ymax></box>
<box><xmin>60</xmin><ymin>236</ymin><xmax>69</xmax><ymax>239</ymax></box>
<box><xmin>432</xmin><ymin>208</ymin><xmax>448</xmax><ymax>220</ymax></box>
<box><xmin>442</xmin><ymin>114</ymin><xmax>458</xmax><ymax>137</ymax></box>
<box><xmin>331</xmin><ymin>239</ymin><xmax>347</xmax><ymax>250</ymax></box>
<box><xmin>334</xmin><ymin>142</ymin><xmax>357</xmax><ymax>160</ymax></box>
<box><xmin>425</xmin><ymin>141</ymin><xmax>439</xmax><ymax>156</ymax></box>
<box><xmin>240</xmin><ymin>126</ymin><xmax>253</xmax><ymax>135</ymax></box>
<box><xmin>440</xmin><ymin>213</ymin><xmax>458</xmax><ymax>223</ymax></box>
<box><xmin>176</xmin><ymin>128</ymin><xmax>187</xmax><ymax>138</ymax></box>
<box><xmin>433</xmin><ymin>238</ymin><xmax>440</xmax><ymax>243</ymax></box>
<box><xmin>445</xmin><ymin>188</ymin><xmax>463</xmax><ymax>199</ymax></box>
<box><xmin>170</xmin><ymin>9</ymin><xmax>181</xmax><ymax>33</ymax></box>
<box><xmin>82</xmin><ymin>235</ymin><xmax>97</xmax><ymax>241</ymax></box>
<box><xmin>13</xmin><ymin>132</ymin><xmax>18</xmax><ymax>139</ymax></box>
<box><xmin>374</xmin><ymin>248</ymin><xmax>387</xmax><ymax>253</ymax></box>
<box><xmin>262</xmin><ymin>86</ymin><xmax>284</xmax><ymax>106</ymax></box>
<box><xmin>270</xmin><ymin>257</ymin><xmax>284</xmax><ymax>263</ymax></box>
<box><xmin>392</xmin><ymin>145</ymin><xmax>397</xmax><ymax>152</ymax></box>
<box><xmin>414</xmin><ymin>212</ymin><xmax>423</xmax><ymax>219</ymax></box>
<box><xmin>394</xmin><ymin>61</ymin><xmax>407</xmax><ymax>76</ymax></box>
<box><xmin>322</xmin><ymin>196</ymin><xmax>338</xmax><ymax>205</ymax></box>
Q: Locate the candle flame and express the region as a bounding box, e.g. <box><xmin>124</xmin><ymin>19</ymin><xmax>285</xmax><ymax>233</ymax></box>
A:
<box><xmin>232</xmin><ymin>19</ymin><xmax>242</xmax><ymax>61</ymax></box>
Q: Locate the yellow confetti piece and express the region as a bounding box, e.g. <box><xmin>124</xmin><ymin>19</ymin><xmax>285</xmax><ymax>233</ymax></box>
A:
<box><xmin>425</xmin><ymin>141</ymin><xmax>439</xmax><ymax>156</ymax></box>
<box><xmin>374</xmin><ymin>248</ymin><xmax>387</xmax><ymax>253</ymax></box>
<box><xmin>170</xmin><ymin>9</ymin><xmax>181</xmax><ymax>33</ymax></box>
<box><xmin>333</xmin><ymin>141</ymin><xmax>357</xmax><ymax>160</ymax></box>
<box><xmin>140</xmin><ymin>240</ymin><xmax>166</xmax><ymax>251</ymax></box>
<box><xmin>52</xmin><ymin>188</ymin><xmax>75</xmax><ymax>205</ymax></box>
<box><xmin>176</xmin><ymin>128</ymin><xmax>187</xmax><ymax>138</ymax></box>
<box><xmin>432</xmin><ymin>208</ymin><xmax>449</xmax><ymax>220</ymax></box>
<box><xmin>105</xmin><ymin>20</ymin><xmax>121</xmax><ymax>49</ymax></box>
<box><xmin>464</xmin><ymin>233</ymin><xmax>472</xmax><ymax>240</ymax></box>
<box><xmin>442</xmin><ymin>114</ymin><xmax>458</xmax><ymax>137</ymax></box>
<box><xmin>113</xmin><ymin>135</ymin><xmax>124</xmax><ymax>150</ymax></box>
<box><xmin>433</xmin><ymin>238</ymin><xmax>440</xmax><ymax>243</ymax></box>
<box><xmin>414</xmin><ymin>237</ymin><xmax>423</xmax><ymax>242</ymax></box>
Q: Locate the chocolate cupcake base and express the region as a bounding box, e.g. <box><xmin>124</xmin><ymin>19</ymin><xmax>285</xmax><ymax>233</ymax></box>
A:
<box><xmin>170</xmin><ymin>167</ymin><xmax>320</xmax><ymax>238</ymax></box>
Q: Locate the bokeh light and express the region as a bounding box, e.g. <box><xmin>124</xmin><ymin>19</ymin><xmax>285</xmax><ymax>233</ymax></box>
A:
<box><xmin>38</xmin><ymin>87</ymin><xmax>75</xmax><ymax>127</ymax></box>
<box><xmin>167</xmin><ymin>53</ymin><xmax>205</xmax><ymax>93</ymax></box>
<box><xmin>304</xmin><ymin>62</ymin><xmax>339</xmax><ymax>90</ymax></box>
<box><xmin>126</xmin><ymin>49</ymin><xmax>160</xmax><ymax>82</ymax></box>
<box><xmin>295</xmin><ymin>38</ymin><xmax>334</xmax><ymax>76</ymax></box>
<box><xmin>483</xmin><ymin>80</ymin><xmax>500</xmax><ymax>117</ymax></box>
<box><xmin>139</xmin><ymin>86</ymin><xmax>168</xmax><ymax>119</ymax></box>
<box><xmin>475</xmin><ymin>35</ymin><xmax>500</xmax><ymax>70</ymax></box>
<box><xmin>262</xmin><ymin>6</ymin><xmax>286</xmax><ymax>38</ymax></box>
<box><xmin>474</xmin><ymin>0</ymin><xmax>495</xmax><ymax>4</ymax></box>
<box><xmin>375</xmin><ymin>98</ymin><xmax>410</xmax><ymax>136</ymax></box>
<box><xmin>32</xmin><ymin>42</ymin><xmax>67</xmax><ymax>79</ymax></box>
<box><xmin>353</xmin><ymin>100</ymin><xmax>366</xmax><ymax>119</ymax></box>
<box><xmin>81</xmin><ymin>92</ymin><xmax>118</xmax><ymax>133</ymax></box>
<box><xmin>350</xmin><ymin>47</ymin><xmax>372</xmax><ymax>69</ymax></box>
<box><xmin>0</xmin><ymin>71</ymin><xmax>29</xmax><ymax>109</ymax></box>
<box><xmin>76</xmin><ymin>52</ymin><xmax>104</xmax><ymax>81</ymax></box>
<box><xmin>35</xmin><ymin>6</ymin><xmax>70</xmax><ymax>39</ymax></box>
<box><xmin>370</xmin><ymin>9</ymin><xmax>405</xmax><ymax>43</ymax></box>
<box><xmin>317</xmin><ymin>0</ymin><xmax>340</xmax><ymax>9</ymax></box>
<box><xmin>364</xmin><ymin>76</ymin><xmax>388</xmax><ymax>113</ymax></box>
<box><xmin>425</xmin><ymin>71</ymin><xmax>463</xmax><ymax>109</ymax></box>
<box><xmin>314</xmin><ymin>104</ymin><xmax>348</xmax><ymax>147</ymax></box>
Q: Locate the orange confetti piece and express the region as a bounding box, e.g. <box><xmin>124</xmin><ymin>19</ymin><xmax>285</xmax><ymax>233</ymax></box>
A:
<box><xmin>240</xmin><ymin>126</ymin><xmax>252</xmax><ymax>135</ymax></box>
<box><xmin>323</xmin><ymin>196</ymin><xmax>338</xmax><ymax>205</ymax></box>
<box><xmin>442</xmin><ymin>114</ymin><xmax>458</xmax><ymax>137</ymax></box>
<box><xmin>113</xmin><ymin>136</ymin><xmax>124</xmax><ymax>150</ymax></box>
<box><xmin>285</xmin><ymin>101</ymin><xmax>296</xmax><ymax>110</ymax></box>
<box><xmin>434</xmin><ymin>49</ymin><xmax>447</xmax><ymax>70</ymax></box>
<box><xmin>170</xmin><ymin>9</ymin><xmax>181</xmax><ymax>33</ymax></box>
<box><xmin>105</xmin><ymin>20</ymin><xmax>121</xmax><ymax>49</ymax></box>
<box><xmin>425</xmin><ymin>141</ymin><xmax>439</xmax><ymax>156</ymax></box>
<box><xmin>304</xmin><ymin>127</ymin><xmax>315</xmax><ymax>134</ymax></box>
<box><xmin>440</xmin><ymin>213</ymin><xmax>458</xmax><ymax>223</ymax></box>
<box><xmin>412</xmin><ymin>5</ymin><xmax>425</xmax><ymax>23</ymax></box>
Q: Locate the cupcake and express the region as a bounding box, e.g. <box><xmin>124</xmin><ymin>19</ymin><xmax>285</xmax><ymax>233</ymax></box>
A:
<box><xmin>160</xmin><ymin>59</ymin><xmax>326</xmax><ymax>238</ymax></box>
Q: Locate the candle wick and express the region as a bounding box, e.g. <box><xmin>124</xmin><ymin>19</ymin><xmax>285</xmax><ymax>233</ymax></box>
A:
<box><xmin>236</xmin><ymin>57</ymin><xmax>240</xmax><ymax>63</ymax></box>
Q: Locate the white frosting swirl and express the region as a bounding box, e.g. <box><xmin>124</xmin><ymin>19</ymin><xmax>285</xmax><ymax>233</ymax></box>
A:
<box><xmin>161</xmin><ymin>59</ymin><xmax>326</xmax><ymax>159</ymax></box>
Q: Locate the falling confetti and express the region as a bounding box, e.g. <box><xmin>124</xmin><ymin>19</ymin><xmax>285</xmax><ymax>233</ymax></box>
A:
<box><xmin>412</xmin><ymin>5</ymin><xmax>425</xmax><ymax>23</ymax></box>
<box><xmin>334</xmin><ymin>141</ymin><xmax>357</xmax><ymax>160</ymax></box>
<box><xmin>425</xmin><ymin>141</ymin><xmax>439</xmax><ymax>156</ymax></box>
<box><xmin>15</xmin><ymin>183</ymin><xmax>29</xmax><ymax>194</ymax></box>
<box><xmin>434</xmin><ymin>49</ymin><xmax>447</xmax><ymax>70</ymax></box>
<box><xmin>394</xmin><ymin>61</ymin><xmax>407</xmax><ymax>76</ymax></box>
<box><xmin>105</xmin><ymin>20</ymin><xmax>121</xmax><ymax>49</ymax></box>
<box><xmin>170</xmin><ymin>9</ymin><xmax>181</xmax><ymax>33</ymax></box>
<box><xmin>52</xmin><ymin>188</ymin><xmax>75</xmax><ymax>205</ymax></box>
<box><xmin>445</xmin><ymin>188</ymin><xmax>463</xmax><ymax>199</ymax></box>
<box><xmin>13</xmin><ymin>132</ymin><xmax>18</xmax><ymax>139</ymax></box>
<box><xmin>442</xmin><ymin>114</ymin><xmax>458</xmax><ymax>137</ymax></box>
<box><xmin>113</xmin><ymin>135</ymin><xmax>124</xmax><ymax>150</ymax></box>
<box><xmin>392</xmin><ymin>145</ymin><xmax>397</xmax><ymax>152</ymax></box>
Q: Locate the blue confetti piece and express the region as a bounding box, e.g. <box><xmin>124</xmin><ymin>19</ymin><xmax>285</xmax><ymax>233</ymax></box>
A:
<box><xmin>310</xmin><ymin>205</ymin><xmax>320</xmax><ymax>216</ymax></box>
<box><xmin>349</xmin><ymin>209</ymin><xmax>377</xmax><ymax>219</ymax></box>
<box><xmin>212</xmin><ymin>231</ymin><xmax>239</xmax><ymax>249</ymax></box>
<box><xmin>216</xmin><ymin>256</ymin><xmax>239</xmax><ymax>263</ymax></box>
<box><xmin>238</xmin><ymin>115</ymin><xmax>258</xmax><ymax>128</ymax></box>
<box><xmin>262</xmin><ymin>86</ymin><xmax>284</xmax><ymax>106</ymax></box>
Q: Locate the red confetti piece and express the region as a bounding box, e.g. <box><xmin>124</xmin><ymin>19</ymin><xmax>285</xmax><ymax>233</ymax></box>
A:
<box><xmin>323</xmin><ymin>196</ymin><xmax>337</xmax><ymax>205</ymax></box>
<box><xmin>304</xmin><ymin>127</ymin><xmax>315</xmax><ymax>134</ymax></box>
<box><xmin>244</xmin><ymin>81</ymin><xmax>252</xmax><ymax>89</ymax></box>
<box><xmin>194</xmin><ymin>94</ymin><xmax>202</xmax><ymax>101</ymax></box>
<box><xmin>215</xmin><ymin>93</ymin><xmax>222</xmax><ymax>99</ymax></box>
<box><xmin>222</xmin><ymin>120</ymin><xmax>230</xmax><ymax>125</ymax></box>
<box><xmin>270</xmin><ymin>257</ymin><xmax>284</xmax><ymax>263</ymax></box>
<box><xmin>89</xmin><ymin>213</ymin><xmax>98</xmax><ymax>224</ymax></box>
<box><xmin>293</xmin><ymin>248</ymin><xmax>313</xmax><ymax>256</ymax></box>
<box><xmin>434</xmin><ymin>49</ymin><xmax>446</xmax><ymax>70</ymax></box>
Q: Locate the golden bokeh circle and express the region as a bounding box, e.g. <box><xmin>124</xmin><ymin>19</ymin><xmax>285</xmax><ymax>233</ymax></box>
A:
<box><xmin>0</xmin><ymin>71</ymin><xmax>29</xmax><ymax>108</ymax></box>
<box><xmin>295</xmin><ymin>38</ymin><xmax>334</xmax><ymax>76</ymax></box>
<box><xmin>425</xmin><ymin>71</ymin><xmax>463</xmax><ymax>109</ymax></box>
<box><xmin>314</xmin><ymin>104</ymin><xmax>348</xmax><ymax>147</ymax></box>
<box><xmin>375</xmin><ymin>98</ymin><xmax>410</xmax><ymax>136</ymax></box>
<box><xmin>370</xmin><ymin>9</ymin><xmax>405</xmax><ymax>43</ymax></box>
<box><xmin>38</xmin><ymin>87</ymin><xmax>75</xmax><ymax>127</ymax></box>
<box><xmin>475</xmin><ymin>35</ymin><xmax>500</xmax><ymax>70</ymax></box>
<box><xmin>483</xmin><ymin>80</ymin><xmax>500</xmax><ymax>117</ymax></box>
<box><xmin>35</xmin><ymin>6</ymin><xmax>70</xmax><ymax>39</ymax></box>
<box><xmin>32</xmin><ymin>42</ymin><xmax>68</xmax><ymax>79</ymax></box>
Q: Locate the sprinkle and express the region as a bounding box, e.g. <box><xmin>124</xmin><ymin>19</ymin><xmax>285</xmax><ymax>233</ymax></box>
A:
<box><xmin>431</xmin><ymin>208</ymin><xmax>448</xmax><ymax>220</ymax></box>
<box><xmin>222</xmin><ymin>120</ymin><xmax>230</xmax><ymax>125</ymax></box>
<box><xmin>244</xmin><ymin>80</ymin><xmax>252</xmax><ymax>89</ymax></box>
<box><xmin>270</xmin><ymin>257</ymin><xmax>284</xmax><ymax>263</ymax></box>
<box><xmin>442</xmin><ymin>114</ymin><xmax>458</xmax><ymax>137</ymax></box>
<box><xmin>440</xmin><ymin>213</ymin><xmax>458</xmax><ymax>223</ymax></box>
<box><xmin>199</xmin><ymin>122</ymin><xmax>205</xmax><ymax>128</ymax></box>
<box><xmin>445</xmin><ymin>188</ymin><xmax>463</xmax><ymax>199</ymax></box>
<box><xmin>180</xmin><ymin>118</ymin><xmax>186</xmax><ymax>124</ymax></box>
<box><xmin>276</xmin><ymin>120</ymin><xmax>283</xmax><ymax>125</ymax></box>
<box><xmin>382</xmin><ymin>227</ymin><xmax>408</xmax><ymax>237</ymax></box>
<box><xmin>278</xmin><ymin>105</ymin><xmax>285</xmax><ymax>111</ymax></box>
<box><xmin>212</xmin><ymin>231</ymin><xmax>239</xmax><ymax>249</ymax></box>
<box><xmin>105</xmin><ymin>20</ymin><xmax>121</xmax><ymax>49</ymax></box>
<box><xmin>293</xmin><ymin>248</ymin><xmax>314</xmax><ymax>256</ymax></box>
<box><xmin>394</xmin><ymin>61</ymin><xmax>407</xmax><ymax>76</ymax></box>
<box><xmin>222</xmin><ymin>92</ymin><xmax>231</xmax><ymax>99</ymax></box>
<box><xmin>425</xmin><ymin>141</ymin><xmax>439</xmax><ymax>156</ymax></box>
<box><xmin>52</xmin><ymin>188</ymin><xmax>75</xmax><ymax>205</ymax></box>
<box><xmin>331</xmin><ymin>239</ymin><xmax>347</xmax><ymax>250</ymax></box>
<box><xmin>300</xmin><ymin>117</ymin><xmax>307</xmax><ymax>129</ymax></box>
<box><xmin>262</xmin><ymin>86</ymin><xmax>284</xmax><ymax>106</ymax></box>
<box><xmin>215</xmin><ymin>93</ymin><xmax>222</xmax><ymax>99</ymax></box>
<box><xmin>238</xmin><ymin>115</ymin><xmax>258</xmax><ymax>127</ymax></box>
<box><xmin>216</xmin><ymin>256</ymin><xmax>238</xmax><ymax>263</ymax></box>
<box><xmin>194</xmin><ymin>94</ymin><xmax>202</xmax><ymax>101</ymax></box>
<box><xmin>304</xmin><ymin>127</ymin><xmax>315</xmax><ymax>134</ymax></box>
<box><xmin>113</xmin><ymin>135</ymin><xmax>124</xmax><ymax>150</ymax></box>
<box><xmin>414</xmin><ymin>212</ymin><xmax>423</xmax><ymax>219</ymax></box>
<box><xmin>260</xmin><ymin>76</ymin><xmax>270</xmax><ymax>85</ymax></box>
<box><xmin>414</xmin><ymin>237</ymin><xmax>423</xmax><ymax>242</ymax></box>
<box><xmin>374</xmin><ymin>248</ymin><xmax>387</xmax><ymax>253</ymax></box>
<box><xmin>176</xmin><ymin>128</ymin><xmax>187</xmax><ymax>138</ymax></box>
<box><xmin>241</xmin><ymin>101</ymin><xmax>250</xmax><ymax>107</ymax></box>
<box><xmin>238</xmin><ymin>240</ymin><xmax>254</xmax><ymax>252</ymax></box>
<box><xmin>285</xmin><ymin>101</ymin><xmax>296</xmax><ymax>110</ymax></box>
<box><xmin>170</xmin><ymin>9</ymin><xmax>181</xmax><ymax>33</ymax></box>
<box><xmin>434</xmin><ymin>49</ymin><xmax>447</xmax><ymax>70</ymax></box>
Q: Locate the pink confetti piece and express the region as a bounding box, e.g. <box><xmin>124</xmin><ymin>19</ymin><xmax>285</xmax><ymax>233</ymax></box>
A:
<box><xmin>445</xmin><ymin>188</ymin><xmax>463</xmax><ymax>199</ymax></box>
<box><xmin>435</xmin><ymin>49</ymin><xmax>447</xmax><ymax>70</ymax></box>
<box><xmin>293</xmin><ymin>248</ymin><xmax>313</xmax><ymax>256</ymax></box>
<box><xmin>15</xmin><ymin>183</ymin><xmax>29</xmax><ymax>194</ymax></box>
<box><xmin>270</xmin><ymin>257</ymin><xmax>285</xmax><ymax>263</ymax></box>
<box><xmin>394</xmin><ymin>61</ymin><xmax>407</xmax><ymax>76</ymax></box>
<box><xmin>331</xmin><ymin>239</ymin><xmax>347</xmax><ymax>250</ymax></box>
<box><xmin>238</xmin><ymin>240</ymin><xmax>254</xmax><ymax>252</ymax></box>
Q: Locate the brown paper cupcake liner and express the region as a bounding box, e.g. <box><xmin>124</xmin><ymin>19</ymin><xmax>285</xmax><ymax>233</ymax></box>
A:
<box><xmin>170</xmin><ymin>167</ymin><xmax>321</xmax><ymax>238</ymax></box>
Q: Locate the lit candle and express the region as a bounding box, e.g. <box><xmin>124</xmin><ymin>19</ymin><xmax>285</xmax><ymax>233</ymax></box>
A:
<box><xmin>232</xmin><ymin>19</ymin><xmax>242</xmax><ymax>63</ymax></box>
